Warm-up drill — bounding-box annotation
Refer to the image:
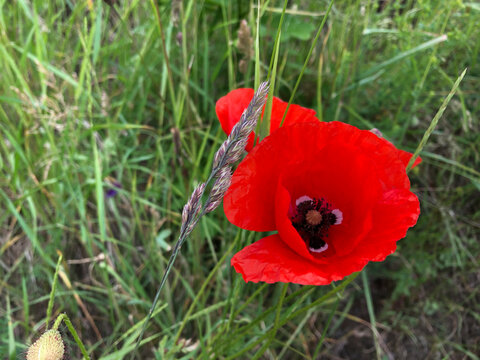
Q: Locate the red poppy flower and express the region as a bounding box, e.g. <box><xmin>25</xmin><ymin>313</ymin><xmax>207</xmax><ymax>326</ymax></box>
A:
<box><xmin>216</xmin><ymin>88</ymin><xmax>318</xmax><ymax>151</ymax></box>
<box><xmin>223</xmin><ymin>121</ymin><xmax>421</xmax><ymax>285</ymax></box>
<box><xmin>216</xmin><ymin>89</ymin><xmax>420</xmax><ymax>169</ymax></box>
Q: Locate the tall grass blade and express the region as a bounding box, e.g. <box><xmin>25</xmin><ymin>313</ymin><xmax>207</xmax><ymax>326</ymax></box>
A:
<box><xmin>406</xmin><ymin>68</ymin><xmax>467</xmax><ymax>172</ymax></box>
<box><xmin>279</xmin><ymin>0</ymin><xmax>334</xmax><ymax>127</ymax></box>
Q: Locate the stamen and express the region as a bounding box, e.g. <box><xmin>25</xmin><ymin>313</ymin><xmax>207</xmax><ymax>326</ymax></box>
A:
<box><xmin>295</xmin><ymin>195</ymin><xmax>312</xmax><ymax>206</ymax></box>
<box><xmin>290</xmin><ymin>196</ymin><xmax>343</xmax><ymax>255</ymax></box>
<box><xmin>309</xmin><ymin>242</ymin><xmax>328</xmax><ymax>253</ymax></box>
<box><xmin>332</xmin><ymin>209</ymin><xmax>343</xmax><ymax>225</ymax></box>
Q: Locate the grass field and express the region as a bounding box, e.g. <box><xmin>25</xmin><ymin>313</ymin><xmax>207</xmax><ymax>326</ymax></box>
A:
<box><xmin>1</xmin><ymin>0</ymin><xmax>479</xmax><ymax>359</ymax></box>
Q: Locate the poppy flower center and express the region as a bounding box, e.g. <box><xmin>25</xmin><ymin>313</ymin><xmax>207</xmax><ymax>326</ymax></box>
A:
<box><xmin>290</xmin><ymin>196</ymin><xmax>343</xmax><ymax>253</ymax></box>
<box><xmin>306</xmin><ymin>210</ymin><xmax>322</xmax><ymax>225</ymax></box>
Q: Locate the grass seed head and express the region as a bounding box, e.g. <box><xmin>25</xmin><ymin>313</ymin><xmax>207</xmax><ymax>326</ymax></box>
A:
<box><xmin>206</xmin><ymin>167</ymin><xmax>233</xmax><ymax>213</ymax></box>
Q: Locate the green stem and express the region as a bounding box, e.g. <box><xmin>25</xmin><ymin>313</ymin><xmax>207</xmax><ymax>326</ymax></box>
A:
<box><xmin>130</xmin><ymin>162</ymin><xmax>222</xmax><ymax>358</ymax></box>
<box><xmin>150</xmin><ymin>0</ymin><xmax>178</xmax><ymax>125</ymax></box>
<box><xmin>166</xmin><ymin>232</ymin><xmax>241</xmax><ymax>357</ymax></box>
<box><xmin>218</xmin><ymin>285</ymin><xmax>315</xmax><ymax>353</ymax></box>
<box><xmin>130</xmin><ymin>147</ymin><xmax>235</xmax><ymax>357</ymax></box>
<box><xmin>251</xmin><ymin>283</ymin><xmax>289</xmax><ymax>360</ymax></box>
<box><xmin>45</xmin><ymin>253</ymin><xmax>63</xmax><ymax>330</ymax></box>
<box><xmin>53</xmin><ymin>313</ymin><xmax>90</xmax><ymax>360</ymax></box>
<box><xmin>362</xmin><ymin>270</ymin><xmax>381</xmax><ymax>360</ymax></box>
<box><xmin>283</xmin><ymin>273</ymin><xmax>358</xmax><ymax>324</ymax></box>
<box><xmin>254</xmin><ymin>0</ymin><xmax>261</xmax><ymax>89</ymax></box>
<box><xmin>312</xmin><ymin>297</ymin><xmax>340</xmax><ymax>359</ymax></box>
<box><xmin>224</xmin><ymin>273</ymin><xmax>358</xmax><ymax>359</ymax></box>
<box><xmin>406</xmin><ymin>68</ymin><xmax>467</xmax><ymax>172</ymax></box>
<box><xmin>279</xmin><ymin>0</ymin><xmax>334</xmax><ymax>127</ymax></box>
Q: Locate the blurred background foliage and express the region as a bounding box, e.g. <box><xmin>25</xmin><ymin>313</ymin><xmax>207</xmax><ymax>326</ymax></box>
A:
<box><xmin>0</xmin><ymin>0</ymin><xmax>479</xmax><ymax>358</ymax></box>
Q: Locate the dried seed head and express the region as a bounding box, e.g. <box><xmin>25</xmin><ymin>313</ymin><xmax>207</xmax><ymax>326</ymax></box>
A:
<box><xmin>239</xmin><ymin>59</ymin><xmax>248</xmax><ymax>74</ymax></box>
<box><xmin>237</xmin><ymin>19</ymin><xmax>253</xmax><ymax>73</ymax></box>
<box><xmin>232</xmin><ymin>82</ymin><xmax>269</xmax><ymax>142</ymax></box>
<box><xmin>237</xmin><ymin>20</ymin><xmax>254</xmax><ymax>59</ymax></box>
<box><xmin>26</xmin><ymin>329</ymin><xmax>65</xmax><ymax>360</ymax></box>
<box><xmin>171</xmin><ymin>0</ymin><xmax>181</xmax><ymax>27</ymax></box>
<box><xmin>206</xmin><ymin>167</ymin><xmax>233</xmax><ymax>213</ymax></box>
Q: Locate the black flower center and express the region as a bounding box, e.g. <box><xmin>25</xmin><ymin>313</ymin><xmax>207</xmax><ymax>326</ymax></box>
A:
<box><xmin>290</xmin><ymin>197</ymin><xmax>339</xmax><ymax>252</ymax></box>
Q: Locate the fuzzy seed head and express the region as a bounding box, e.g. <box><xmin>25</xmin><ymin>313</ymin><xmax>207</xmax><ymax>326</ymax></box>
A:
<box><xmin>27</xmin><ymin>329</ymin><xmax>65</xmax><ymax>360</ymax></box>
<box><xmin>237</xmin><ymin>19</ymin><xmax>254</xmax><ymax>60</ymax></box>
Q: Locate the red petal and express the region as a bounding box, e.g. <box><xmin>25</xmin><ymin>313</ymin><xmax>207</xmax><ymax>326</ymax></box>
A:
<box><xmin>215</xmin><ymin>88</ymin><xmax>254</xmax><ymax>136</ymax></box>
<box><xmin>369</xmin><ymin>131</ymin><xmax>422</xmax><ymax>170</ymax></box>
<box><xmin>357</xmin><ymin>188</ymin><xmax>420</xmax><ymax>261</ymax></box>
<box><xmin>215</xmin><ymin>88</ymin><xmax>318</xmax><ymax>151</ymax></box>
<box><xmin>231</xmin><ymin>234</ymin><xmax>368</xmax><ymax>285</ymax></box>
<box><xmin>268</xmin><ymin>96</ymin><xmax>318</xmax><ymax>131</ymax></box>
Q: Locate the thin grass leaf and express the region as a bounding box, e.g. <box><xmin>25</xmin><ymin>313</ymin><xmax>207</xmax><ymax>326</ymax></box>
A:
<box><xmin>362</xmin><ymin>270</ymin><xmax>382</xmax><ymax>360</ymax></box>
<box><xmin>406</xmin><ymin>68</ymin><xmax>467</xmax><ymax>172</ymax></box>
<box><xmin>92</xmin><ymin>135</ymin><xmax>107</xmax><ymax>243</ymax></box>
<box><xmin>7</xmin><ymin>295</ymin><xmax>15</xmax><ymax>360</ymax></box>
<box><xmin>279</xmin><ymin>0</ymin><xmax>334</xmax><ymax>127</ymax></box>
<box><xmin>260</xmin><ymin>29</ymin><xmax>281</xmax><ymax>141</ymax></box>
<box><xmin>360</xmin><ymin>35</ymin><xmax>448</xmax><ymax>79</ymax></box>
<box><xmin>46</xmin><ymin>254</ymin><xmax>63</xmax><ymax>329</ymax></box>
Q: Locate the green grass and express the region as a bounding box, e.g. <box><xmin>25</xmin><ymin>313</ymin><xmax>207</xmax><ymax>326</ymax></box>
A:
<box><xmin>1</xmin><ymin>0</ymin><xmax>479</xmax><ymax>359</ymax></box>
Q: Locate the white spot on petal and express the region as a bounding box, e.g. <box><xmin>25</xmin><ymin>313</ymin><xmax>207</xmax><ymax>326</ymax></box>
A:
<box><xmin>332</xmin><ymin>209</ymin><xmax>343</xmax><ymax>225</ymax></box>
<box><xmin>296</xmin><ymin>195</ymin><xmax>312</xmax><ymax>206</ymax></box>
<box><xmin>309</xmin><ymin>243</ymin><xmax>329</xmax><ymax>253</ymax></box>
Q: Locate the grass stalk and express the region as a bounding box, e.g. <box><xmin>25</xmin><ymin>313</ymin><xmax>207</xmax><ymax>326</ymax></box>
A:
<box><xmin>279</xmin><ymin>0</ymin><xmax>334</xmax><ymax>127</ymax></box>
<box><xmin>250</xmin><ymin>283</ymin><xmax>289</xmax><ymax>360</ymax></box>
<box><xmin>362</xmin><ymin>270</ymin><xmax>381</xmax><ymax>360</ymax></box>
<box><xmin>406</xmin><ymin>68</ymin><xmax>467</xmax><ymax>172</ymax></box>
<box><xmin>130</xmin><ymin>82</ymin><xmax>269</xmax><ymax>357</ymax></box>
<box><xmin>167</xmin><ymin>231</ymin><xmax>241</xmax><ymax>357</ymax></box>
<box><xmin>45</xmin><ymin>253</ymin><xmax>63</xmax><ymax>330</ymax></box>
<box><xmin>53</xmin><ymin>313</ymin><xmax>90</xmax><ymax>360</ymax></box>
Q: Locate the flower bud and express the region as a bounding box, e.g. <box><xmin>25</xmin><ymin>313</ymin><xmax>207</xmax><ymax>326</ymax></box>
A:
<box><xmin>27</xmin><ymin>329</ymin><xmax>65</xmax><ymax>360</ymax></box>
